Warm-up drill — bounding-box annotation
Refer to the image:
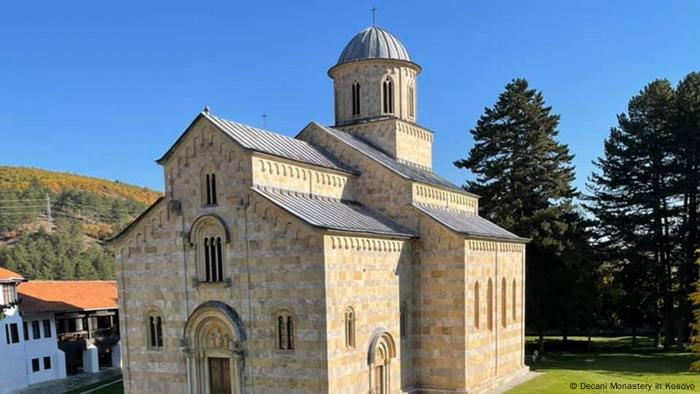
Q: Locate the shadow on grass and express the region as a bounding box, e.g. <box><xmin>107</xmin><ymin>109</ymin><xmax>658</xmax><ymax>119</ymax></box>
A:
<box><xmin>526</xmin><ymin>336</ymin><xmax>697</xmax><ymax>376</ymax></box>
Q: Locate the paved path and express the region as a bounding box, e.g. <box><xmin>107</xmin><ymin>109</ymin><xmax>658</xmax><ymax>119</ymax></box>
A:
<box><xmin>13</xmin><ymin>367</ymin><xmax>122</xmax><ymax>394</ymax></box>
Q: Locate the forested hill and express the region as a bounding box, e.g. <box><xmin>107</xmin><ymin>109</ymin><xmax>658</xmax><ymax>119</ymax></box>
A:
<box><xmin>0</xmin><ymin>166</ymin><xmax>161</xmax><ymax>281</ymax></box>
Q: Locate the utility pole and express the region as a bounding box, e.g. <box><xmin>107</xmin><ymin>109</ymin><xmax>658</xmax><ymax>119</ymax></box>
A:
<box><xmin>45</xmin><ymin>193</ymin><xmax>52</xmax><ymax>221</ymax></box>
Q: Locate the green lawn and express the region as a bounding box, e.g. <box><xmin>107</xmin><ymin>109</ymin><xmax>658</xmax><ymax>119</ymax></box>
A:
<box><xmin>91</xmin><ymin>381</ymin><xmax>123</xmax><ymax>394</ymax></box>
<box><xmin>506</xmin><ymin>336</ymin><xmax>699</xmax><ymax>394</ymax></box>
<box><xmin>63</xmin><ymin>377</ymin><xmax>123</xmax><ymax>394</ymax></box>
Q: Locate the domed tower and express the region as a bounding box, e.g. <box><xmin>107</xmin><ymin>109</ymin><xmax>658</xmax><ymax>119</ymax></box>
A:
<box><xmin>329</xmin><ymin>27</ymin><xmax>433</xmax><ymax>169</ymax></box>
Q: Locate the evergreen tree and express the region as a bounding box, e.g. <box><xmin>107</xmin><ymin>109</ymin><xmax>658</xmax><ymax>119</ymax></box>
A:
<box><xmin>675</xmin><ymin>73</ymin><xmax>700</xmax><ymax>346</ymax></box>
<box><xmin>587</xmin><ymin>79</ymin><xmax>680</xmax><ymax>349</ymax></box>
<box><xmin>455</xmin><ymin>78</ymin><xmax>586</xmax><ymax>349</ymax></box>
<box><xmin>691</xmin><ymin>252</ymin><xmax>700</xmax><ymax>371</ymax></box>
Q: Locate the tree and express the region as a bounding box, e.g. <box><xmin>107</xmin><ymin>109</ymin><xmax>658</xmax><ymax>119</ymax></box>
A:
<box><xmin>691</xmin><ymin>252</ymin><xmax>700</xmax><ymax>371</ymax></box>
<box><xmin>675</xmin><ymin>73</ymin><xmax>700</xmax><ymax>346</ymax></box>
<box><xmin>587</xmin><ymin>79</ymin><xmax>694</xmax><ymax>349</ymax></box>
<box><xmin>455</xmin><ymin>78</ymin><xmax>589</xmax><ymax>350</ymax></box>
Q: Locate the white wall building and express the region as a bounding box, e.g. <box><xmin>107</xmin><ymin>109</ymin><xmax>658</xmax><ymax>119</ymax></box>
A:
<box><xmin>1</xmin><ymin>268</ymin><xmax>68</xmax><ymax>394</ymax></box>
<box><xmin>1</xmin><ymin>268</ymin><xmax>29</xmax><ymax>394</ymax></box>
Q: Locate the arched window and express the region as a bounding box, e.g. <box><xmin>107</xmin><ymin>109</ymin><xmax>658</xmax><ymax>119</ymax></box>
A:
<box><xmin>474</xmin><ymin>281</ymin><xmax>480</xmax><ymax>329</ymax></box>
<box><xmin>382</xmin><ymin>77</ymin><xmax>394</xmax><ymax>114</ymax></box>
<box><xmin>408</xmin><ymin>84</ymin><xmax>415</xmax><ymax>117</ymax></box>
<box><xmin>190</xmin><ymin>215</ymin><xmax>229</xmax><ymax>283</ymax></box>
<box><xmin>148</xmin><ymin>312</ymin><xmax>163</xmax><ymax>349</ymax></box>
<box><xmin>352</xmin><ymin>81</ymin><xmax>361</xmax><ymax>116</ymax></box>
<box><xmin>487</xmin><ymin>279</ymin><xmax>494</xmax><ymax>331</ymax></box>
<box><xmin>512</xmin><ymin>279</ymin><xmax>517</xmax><ymax>322</ymax></box>
<box><xmin>203</xmin><ymin>236</ymin><xmax>223</xmax><ymax>282</ymax></box>
<box><xmin>400</xmin><ymin>303</ymin><xmax>407</xmax><ymax>338</ymax></box>
<box><xmin>345</xmin><ymin>306</ymin><xmax>355</xmax><ymax>348</ymax></box>
<box><xmin>277</xmin><ymin>310</ymin><xmax>294</xmax><ymax>351</ymax></box>
<box><xmin>204</xmin><ymin>172</ymin><xmax>217</xmax><ymax>205</ymax></box>
<box><xmin>501</xmin><ymin>277</ymin><xmax>507</xmax><ymax>328</ymax></box>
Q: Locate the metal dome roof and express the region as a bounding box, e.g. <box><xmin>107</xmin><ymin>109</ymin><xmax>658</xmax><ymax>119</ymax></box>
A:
<box><xmin>336</xmin><ymin>27</ymin><xmax>412</xmax><ymax>65</ymax></box>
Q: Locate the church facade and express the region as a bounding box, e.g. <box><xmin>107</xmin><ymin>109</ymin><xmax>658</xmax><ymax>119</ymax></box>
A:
<box><xmin>111</xmin><ymin>26</ymin><xmax>529</xmax><ymax>394</ymax></box>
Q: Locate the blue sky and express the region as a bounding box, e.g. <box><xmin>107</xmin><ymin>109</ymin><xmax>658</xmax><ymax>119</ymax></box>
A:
<box><xmin>1</xmin><ymin>0</ymin><xmax>698</xmax><ymax>193</ymax></box>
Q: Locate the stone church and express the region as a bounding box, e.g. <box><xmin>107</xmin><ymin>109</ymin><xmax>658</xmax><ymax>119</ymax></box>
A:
<box><xmin>111</xmin><ymin>25</ymin><xmax>529</xmax><ymax>394</ymax></box>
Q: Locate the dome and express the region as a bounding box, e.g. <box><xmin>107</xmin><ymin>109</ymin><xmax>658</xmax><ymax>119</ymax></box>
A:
<box><xmin>336</xmin><ymin>27</ymin><xmax>412</xmax><ymax>66</ymax></box>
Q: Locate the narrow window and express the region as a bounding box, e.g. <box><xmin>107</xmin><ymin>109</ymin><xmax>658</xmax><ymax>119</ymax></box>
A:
<box><xmin>345</xmin><ymin>307</ymin><xmax>355</xmax><ymax>348</ymax></box>
<box><xmin>352</xmin><ymin>82</ymin><xmax>361</xmax><ymax>115</ymax></box>
<box><xmin>43</xmin><ymin>320</ymin><xmax>52</xmax><ymax>338</ymax></box>
<box><xmin>277</xmin><ymin>316</ymin><xmax>286</xmax><ymax>350</ymax></box>
<box><xmin>32</xmin><ymin>321</ymin><xmax>40</xmax><ymax>339</ymax></box>
<box><xmin>408</xmin><ymin>85</ymin><xmax>415</xmax><ymax>117</ymax></box>
<box><xmin>210</xmin><ymin>174</ymin><xmax>217</xmax><ymax>205</ymax></box>
<box><xmin>206</xmin><ymin>174</ymin><xmax>211</xmax><ymax>205</ymax></box>
<box><xmin>512</xmin><ymin>279</ymin><xmax>517</xmax><ymax>322</ymax></box>
<box><xmin>156</xmin><ymin>317</ymin><xmax>163</xmax><ymax>347</ymax></box>
<box><xmin>209</xmin><ymin>236</ymin><xmax>217</xmax><ymax>281</ymax></box>
<box><xmin>215</xmin><ymin>237</ymin><xmax>223</xmax><ymax>282</ymax></box>
<box><xmin>204</xmin><ymin>238</ymin><xmax>211</xmax><ymax>282</ymax></box>
<box><xmin>501</xmin><ymin>278</ymin><xmax>507</xmax><ymax>328</ymax></box>
<box><xmin>474</xmin><ymin>281</ymin><xmax>480</xmax><ymax>329</ymax></box>
<box><xmin>149</xmin><ymin>316</ymin><xmax>157</xmax><ymax>347</ymax></box>
<box><xmin>43</xmin><ymin>356</ymin><xmax>51</xmax><ymax>370</ymax></box>
<box><xmin>287</xmin><ymin>316</ymin><xmax>294</xmax><ymax>351</ymax></box>
<box><xmin>382</xmin><ymin>78</ymin><xmax>394</xmax><ymax>114</ymax></box>
<box><xmin>148</xmin><ymin>314</ymin><xmax>163</xmax><ymax>349</ymax></box>
<box><xmin>487</xmin><ymin>279</ymin><xmax>494</xmax><ymax>331</ymax></box>
<box><xmin>204</xmin><ymin>173</ymin><xmax>218</xmax><ymax>205</ymax></box>
<box><xmin>400</xmin><ymin>304</ymin><xmax>406</xmax><ymax>338</ymax></box>
<box><xmin>32</xmin><ymin>358</ymin><xmax>40</xmax><ymax>372</ymax></box>
<box><xmin>23</xmin><ymin>321</ymin><xmax>29</xmax><ymax>341</ymax></box>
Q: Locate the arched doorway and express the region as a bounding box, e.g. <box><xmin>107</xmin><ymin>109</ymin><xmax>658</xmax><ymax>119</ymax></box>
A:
<box><xmin>183</xmin><ymin>301</ymin><xmax>245</xmax><ymax>394</ymax></box>
<box><xmin>367</xmin><ymin>329</ymin><xmax>396</xmax><ymax>394</ymax></box>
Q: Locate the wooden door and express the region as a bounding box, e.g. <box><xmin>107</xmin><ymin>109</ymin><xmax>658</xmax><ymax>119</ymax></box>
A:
<box><xmin>209</xmin><ymin>357</ymin><xmax>231</xmax><ymax>394</ymax></box>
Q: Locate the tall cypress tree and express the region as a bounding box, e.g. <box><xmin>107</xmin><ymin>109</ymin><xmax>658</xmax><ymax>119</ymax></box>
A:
<box><xmin>455</xmin><ymin>78</ymin><xmax>583</xmax><ymax>347</ymax></box>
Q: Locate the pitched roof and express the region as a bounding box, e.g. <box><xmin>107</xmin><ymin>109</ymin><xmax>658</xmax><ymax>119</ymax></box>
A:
<box><xmin>412</xmin><ymin>203</ymin><xmax>528</xmax><ymax>242</ymax></box>
<box><xmin>0</xmin><ymin>267</ymin><xmax>25</xmax><ymax>282</ymax></box>
<box><xmin>252</xmin><ymin>186</ymin><xmax>415</xmax><ymax>238</ymax></box>
<box><xmin>18</xmin><ymin>281</ymin><xmax>118</xmax><ymax>314</ymax></box>
<box><xmin>158</xmin><ymin>112</ymin><xmax>354</xmax><ymax>174</ymax></box>
<box><xmin>311</xmin><ymin>123</ymin><xmax>476</xmax><ymax>195</ymax></box>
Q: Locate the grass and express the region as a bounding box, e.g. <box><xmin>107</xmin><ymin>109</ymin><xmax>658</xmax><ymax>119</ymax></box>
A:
<box><xmin>62</xmin><ymin>377</ymin><xmax>123</xmax><ymax>394</ymax></box>
<box><xmin>90</xmin><ymin>381</ymin><xmax>123</xmax><ymax>394</ymax></box>
<box><xmin>506</xmin><ymin>336</ymin><xmax>699</xmax><ymax>394</ymax></box>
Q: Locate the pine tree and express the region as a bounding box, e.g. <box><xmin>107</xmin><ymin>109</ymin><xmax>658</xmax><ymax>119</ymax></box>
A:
<box><xmin>691</xmin><ymin>252</ymin><xmax>700</xmax><ymax>371</ymax></box>
<box><xmin>455</xmin><ymin>78</ymin><xmax>585</xmax><ymax>349</ymax></box>
<box><xmin>587</xmin><ymin>80</ymin><xmax>679</xmax><ymax>349</ymax></box>
<box><xmin>675</xmin><ymin>73</ymin><xmax>700</xmax><ymax>346</ymax></box>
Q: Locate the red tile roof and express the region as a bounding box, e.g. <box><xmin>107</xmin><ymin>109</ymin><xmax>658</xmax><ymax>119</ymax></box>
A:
<box><xmin>0</xmin><ymin>267</ymin><xmax>24</xmax><ymax>282</ymax></box>
<box><xmin>18</xmin><ymin>281</ymin><xmax>118</xmax><ymax>313</ymax></box>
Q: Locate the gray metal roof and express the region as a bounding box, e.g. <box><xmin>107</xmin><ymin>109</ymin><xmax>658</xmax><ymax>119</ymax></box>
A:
<box><xmin>312</xmin><ymin>123</ymin><xmax>475</xmax><ymax>195</ymax></box>
<box><xmin>205</xmin><ymin>114</ymin><xmax>351</xmax><ymax>172</ymax></box>
<box><xmin>412</xmin><ymin>203</ymin><xmax>528</xmax><ymax>242</ymax></box>
<box><xmin>252</xmin><ymin>187</ymin><xmax>415</xmax><ymax>237</ymax></box>
<box><xmin>337</xmin><ymin>27</ymin><xmax>412</xmax><ymax>65</ymax></box>
<box><xmin>157</xmin><ymin>112</ymin><xmax>352</xmax><ymax>174</ymax></box>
